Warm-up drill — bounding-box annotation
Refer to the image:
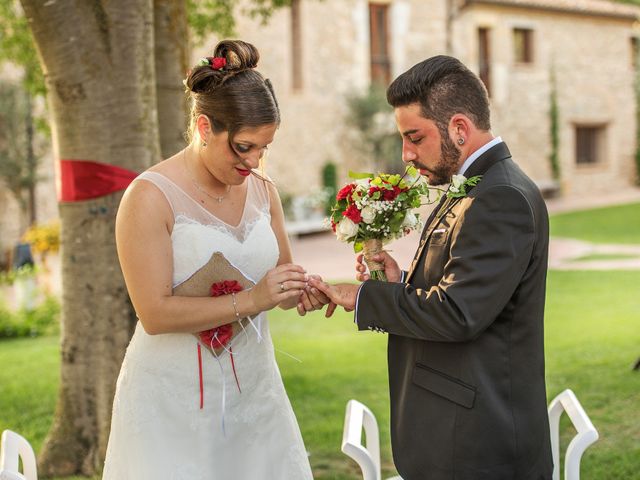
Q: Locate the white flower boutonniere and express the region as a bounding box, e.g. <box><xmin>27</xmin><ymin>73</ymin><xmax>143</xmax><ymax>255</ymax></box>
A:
<box><xmin>446</xmin><ymin>174</ymin><xmax>482</xmax><ymax>199</ymax></box>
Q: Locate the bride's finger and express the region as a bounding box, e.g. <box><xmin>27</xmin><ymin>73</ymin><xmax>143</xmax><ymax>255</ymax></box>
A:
<box><xmin>277</xmin><ymin>280</ymin><xmax>307</xmax><ymax>293</ymax></box>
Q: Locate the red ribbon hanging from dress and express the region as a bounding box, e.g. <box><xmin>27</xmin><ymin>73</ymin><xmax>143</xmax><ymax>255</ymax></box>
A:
<box><xmin>58</xmin><ymin>159</ymin><xmax>138</xmax><ymax>202</ymax></box>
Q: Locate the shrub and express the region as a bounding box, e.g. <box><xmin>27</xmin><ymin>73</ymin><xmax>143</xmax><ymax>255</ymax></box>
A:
<box><xmin>0</xmin><ymin>295</ymin><xmax>60</xmax><ymax>339</ymax></box>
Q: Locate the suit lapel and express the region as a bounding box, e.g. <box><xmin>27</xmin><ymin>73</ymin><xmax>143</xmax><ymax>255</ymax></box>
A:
<box><xmin>406</xmin><ymin>195</ymin><xmax>460</xmax><ymax>283</ymax></box>
<box><xmin>405</xmin><ymin>142</ymin><xmax>513</xmax><ymax>284</ymax></box>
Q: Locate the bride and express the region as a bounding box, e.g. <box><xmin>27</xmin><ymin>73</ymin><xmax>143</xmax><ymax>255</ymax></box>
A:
<box><xmin>102</xmin><ymin>40</ymin><xmax>323</xmax><ymax>479</ymax></box>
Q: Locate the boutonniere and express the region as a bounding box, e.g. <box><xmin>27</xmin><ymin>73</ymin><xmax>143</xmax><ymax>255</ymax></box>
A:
<box><xmin>447</xmin><ymin>174</ymin><xmax>482</xmax><ymax>199</ymax></box>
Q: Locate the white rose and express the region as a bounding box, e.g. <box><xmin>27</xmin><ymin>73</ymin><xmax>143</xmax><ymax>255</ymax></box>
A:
<box><xmin>361</xmin><ymin>206</ymin><xmax>376</xmax><ymax>224</ymax></box>
<box><xmin>336</xmin><ymin>217</ymin><xmax>359</xmax><ymax>241</ymax></box>
<box><xmin>402</xmin><ymin>211</ymin><xmax>418</xmax><ymax>228</ymax></box>
<box><xmin>450</xmin><ymin>174</ymin><xmax>466</xmax><ymax>191</ymax></box>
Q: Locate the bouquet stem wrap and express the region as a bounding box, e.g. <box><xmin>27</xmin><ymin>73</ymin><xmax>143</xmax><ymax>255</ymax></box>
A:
<box><xmin>363</xmin><ymin>238</ymin><xmax>387</xmax><ymax>282</ymax></box>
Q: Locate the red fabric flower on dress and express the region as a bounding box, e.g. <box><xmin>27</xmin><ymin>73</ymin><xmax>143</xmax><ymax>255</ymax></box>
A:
<box><xmin>199</xmin><ymin>280</ymin><xmax>243</xmax><ymax>349</ymax></box>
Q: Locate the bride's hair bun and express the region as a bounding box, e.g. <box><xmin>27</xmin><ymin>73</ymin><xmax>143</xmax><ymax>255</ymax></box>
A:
<box><xmin>185</xmin><ymin>40</ymin><xmax>260</xmax><ymax>93</ymax></box>
<box><xmin>184</xmin><ymin>39</ymin><xmax>280</xmax><ymax>145</ymax></box>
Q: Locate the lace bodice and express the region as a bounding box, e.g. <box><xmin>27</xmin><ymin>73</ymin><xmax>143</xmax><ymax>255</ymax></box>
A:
<box><xmin>135</xmin><ymin>171</ymin><xmax>280</xmax><ymax>286</ymax></box>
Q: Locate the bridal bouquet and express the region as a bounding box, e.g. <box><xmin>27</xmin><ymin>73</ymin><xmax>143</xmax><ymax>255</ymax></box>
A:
<box><xmin>329</xmin><ymin>166</ymin><xmax>437</xmax><ymax>281</ymax></box>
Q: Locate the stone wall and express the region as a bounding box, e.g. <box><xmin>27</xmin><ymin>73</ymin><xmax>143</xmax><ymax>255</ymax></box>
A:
<box><xmin>2</xmin><ymin>0</ymin><xmax>638</xmax><ymax>253</ymax></box>
<box><xmin>455</xmin><ymin>2</ymin><xmax>638</xmax><ymax>194</ymax></box>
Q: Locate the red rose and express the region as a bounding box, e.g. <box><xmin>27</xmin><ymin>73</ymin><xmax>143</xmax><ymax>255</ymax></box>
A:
<box><xmin>211</xmin><ymin>57</ymin><xmax>226</xmax><ymax>70</ymax></box>
<box><xmin>382</xmin><ymin>186</ymin><xmax>402</xmax><ymax>201</ymax></box>
<box><xmin>343</xmin><ymin>204</ymin><xmax>362</xmax><ymax>223</ymax></box>
<box><xmin>336</xmin><ymin>183</ymin><xmax>355</xmax><ymax>201</ymax></box>
<box><xmin>331</xmin><ymin>219</ymin><xmax>337</xmax><ymax>232</ymax></box>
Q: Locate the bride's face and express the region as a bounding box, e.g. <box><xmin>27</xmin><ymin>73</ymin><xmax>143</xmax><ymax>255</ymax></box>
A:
<box><xmin>202</xmin><ymin>122</ymin><xmax>277</xmax><ymax>186</ymax></box>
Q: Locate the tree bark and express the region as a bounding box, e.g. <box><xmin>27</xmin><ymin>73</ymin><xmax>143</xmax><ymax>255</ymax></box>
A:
<box><xmin>154</xmin><ymin>0</ymin><xmax>189</xmax><ymax>158</ymax></box>
<box><xmin>19</xmin><ymin>0</ymin><xmax>159</xmax><ymax>475</ymax></box>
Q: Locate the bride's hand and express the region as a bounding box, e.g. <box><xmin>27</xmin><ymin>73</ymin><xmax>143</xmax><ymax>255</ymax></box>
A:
<box><xmin>356</xmin><ymin>252</ymin><xmax>401</xmax><ymax>283</ymax></box>
<box><xmin>296</xmin><ymin>274</ymin><xmax>331</xmax><ymax>316</ymax></box>
<box><xmin>249</xmin><ymin>263</ymin><xmax>308</xmax><ymax>313</ymax></box>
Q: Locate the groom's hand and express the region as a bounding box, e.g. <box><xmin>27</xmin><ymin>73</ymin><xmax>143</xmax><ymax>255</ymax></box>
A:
<box><xmin>307</xmin><ymin>278</ymin><xmax>359</xmax><ymax>318</ymax></box>
<box><xmin>356</xmin><ymin>252</ymin><xmax>401</xmax><ymax>283</ymax></box>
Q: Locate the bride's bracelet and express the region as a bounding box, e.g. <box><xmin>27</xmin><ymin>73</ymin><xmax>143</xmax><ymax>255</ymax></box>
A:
<box><xmin>231</xmin><ymin>292</ymin><xmax>241</xmax><ymax>321</ymax></box>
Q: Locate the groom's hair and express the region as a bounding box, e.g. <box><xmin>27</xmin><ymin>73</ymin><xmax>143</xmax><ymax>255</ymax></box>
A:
<box><xmin>386</xmin><ymin>55</ymin><xmax>491</xmax><ymax>133</ymax></box>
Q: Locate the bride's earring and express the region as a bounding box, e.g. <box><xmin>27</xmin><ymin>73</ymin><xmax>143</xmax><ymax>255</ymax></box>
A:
<box><xmin>202</xmin><ymin>140</ymin><xmax>208</xmax><ymax>148</ymax></box>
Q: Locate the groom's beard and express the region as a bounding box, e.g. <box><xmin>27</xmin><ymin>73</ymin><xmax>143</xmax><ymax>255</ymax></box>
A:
<box><xmin>412</xmin><ymin>135</ymin><xmax>462</xmax><ymax>186</ymax></box>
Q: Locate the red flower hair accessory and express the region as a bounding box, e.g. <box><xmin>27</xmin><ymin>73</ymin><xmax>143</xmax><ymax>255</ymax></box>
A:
<box><xmin>196</xmin><ymin>56</ymin><xmax>227</xmax><ymax>71</ymax></box>
<box><xmin>211</xmin><ymin>57</ymin><xmax>226</xmax><ymax>70</ymax></box>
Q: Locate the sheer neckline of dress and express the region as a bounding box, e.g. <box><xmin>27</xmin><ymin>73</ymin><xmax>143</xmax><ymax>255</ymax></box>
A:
<box><xmin>146</xmin><ymin>170</ymin><xmax>252</xmax><ymax>229</ymax></box>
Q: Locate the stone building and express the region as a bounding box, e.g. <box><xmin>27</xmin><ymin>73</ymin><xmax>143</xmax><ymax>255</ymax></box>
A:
<box><xmin>1</xmin><ymin>0</ymin><xmax>639</xmax><ymax>255</ymax></box>
<box><xmin>211</xmin><ymin>0</ymin><xmax>640</xmax><ymax>200</ymax></box>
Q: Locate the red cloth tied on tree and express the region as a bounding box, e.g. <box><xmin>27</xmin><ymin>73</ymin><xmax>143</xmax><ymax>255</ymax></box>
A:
<box><xmin>58</xmin><ymin>159</ymin><xmax>138</xmax><ymax>202</ymax></box>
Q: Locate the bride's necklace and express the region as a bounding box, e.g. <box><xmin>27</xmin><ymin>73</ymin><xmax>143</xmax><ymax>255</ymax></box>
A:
<box><xmin>184</xmin><ymin>149</ymin><xmax>231</xmax><ymax>204</ymax></box>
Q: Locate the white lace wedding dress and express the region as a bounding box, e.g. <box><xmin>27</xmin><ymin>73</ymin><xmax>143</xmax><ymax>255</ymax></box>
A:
<box><xmin>103</xmin><ymin>172</ymin><xmax>313</xmax><ymax>480</ymax></box>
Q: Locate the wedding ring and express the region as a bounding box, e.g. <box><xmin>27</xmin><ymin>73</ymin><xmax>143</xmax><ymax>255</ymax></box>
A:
<box><xmin>279</xmin><ymin>282</ymin><xmax>285</xmax><ymax>292</ymax></box>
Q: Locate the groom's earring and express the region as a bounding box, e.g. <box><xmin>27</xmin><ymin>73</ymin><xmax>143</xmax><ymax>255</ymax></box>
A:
<box><xmin>457</xmin><ymin>138</ymin><xmax>465</xmax><ymax>145</ymax></box>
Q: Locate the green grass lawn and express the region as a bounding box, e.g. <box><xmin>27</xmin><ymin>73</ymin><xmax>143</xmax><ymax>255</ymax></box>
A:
<box><xmin>2</xmin><ymin>202</ymin><xmax>639</xmax><ymax>478</ymax></box>
<box><xmin>550</xmin><ymin>202</ymin><xmax>640</xmax><ymax>244</ymax></box>
<box><xmin>1</xmin><ymin>270</ymin><xmax>639</xmax><ymax>479</ymax></box>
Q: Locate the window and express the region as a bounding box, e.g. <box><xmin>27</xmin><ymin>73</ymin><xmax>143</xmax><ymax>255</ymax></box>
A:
<box><xmin>575</xmin><ymin>126</ymin><xmax>605</xmax><ymax>165</ymax></box>
<box><xmin>291</xmin><ymin>0</ymin><xmax>303</xmax><ymax>91</ymax></box>
<box><xmin>369</xmin><ymin>3</ymin><xmax>391</xmax><ymax>85</ymax></box>
<box><xmin>478</xmin><ymin>28</ymin><xmax>491</xmax><ymax>96</ymax></box>
<box><xmin>513</xmin><ymin>28</ymin><xmax>534</xmax><ymax>64</ymax></box>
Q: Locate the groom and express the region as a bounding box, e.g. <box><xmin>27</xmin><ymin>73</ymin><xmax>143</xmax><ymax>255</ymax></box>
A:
<box><xmin>310</xmin><ymin>56</ymin><xmax>553</xmax><ymax>479</ymax></box>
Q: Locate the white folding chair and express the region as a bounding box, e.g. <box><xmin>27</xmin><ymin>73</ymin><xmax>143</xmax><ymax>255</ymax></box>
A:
<box><xmin>341</xmin><ymin>399</ymin><xmax>402</xmax><ymax>480</ymax></box>
<box><xmin>548</xmin><ymin>389</ymin><xmax>599</xmax><ymax>480</ymax></box>
<box><xmin>0</xmin><ymin>430</ymin><xmax>38</xmax><ymax>480</ymax></box>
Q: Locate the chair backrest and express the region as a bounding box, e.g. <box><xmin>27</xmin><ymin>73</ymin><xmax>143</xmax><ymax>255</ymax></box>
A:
<box><xmin>0</xmin><ymin>430</ymin><xmax>38</xmax><ymax>480</ymax></box>
<box><xmin>547</xmin><ymin>389</ymin><xmax>599</xmax><ymax>480</ymax></box>
<box><xmin>342</xmin><ymin>399</ymin><xmax>381</xmax><ymax>480</ymax></box>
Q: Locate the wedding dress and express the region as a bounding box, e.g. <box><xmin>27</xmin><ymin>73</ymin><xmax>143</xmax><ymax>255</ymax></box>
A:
<box><xmin>102</xmin><ymin>172</ymin><xmax>313</xmax><ymax>479</ymax></box>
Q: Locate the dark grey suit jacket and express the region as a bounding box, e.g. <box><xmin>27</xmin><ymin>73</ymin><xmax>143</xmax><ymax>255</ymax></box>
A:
<box><xmin>357</xmin><ymin>143</ymin><xmax>553</xmax><ymax>480</ymax></box>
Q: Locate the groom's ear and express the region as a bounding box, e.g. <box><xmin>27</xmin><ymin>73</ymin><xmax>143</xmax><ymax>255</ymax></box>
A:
<box><xmin>448</xmin><ymin>114</ymin><xmax>472</xmax><ymax>140</ymax></box>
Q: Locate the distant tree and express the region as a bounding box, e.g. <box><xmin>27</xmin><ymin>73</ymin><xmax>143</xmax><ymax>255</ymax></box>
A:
<box><xmin>0</xmin><ymin>82</ymin><xmax>39</xmax><ymax>230</ymax></box>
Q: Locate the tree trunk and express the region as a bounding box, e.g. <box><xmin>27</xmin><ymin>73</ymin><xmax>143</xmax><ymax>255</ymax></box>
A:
<box><xmin>19</xmin><ymin>0</ymin><xmax>159</xmax><ymax>475</ymax></box>
<box><xmin>154</xmin><ymin>0</ymin><xmax>189</xmax><ymax>158</ymax></box>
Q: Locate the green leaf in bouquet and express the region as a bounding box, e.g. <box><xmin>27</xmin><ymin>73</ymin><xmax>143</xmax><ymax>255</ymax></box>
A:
<box><xmin>387</xmin><ymin>174</ymin><xmax>401</xmax><ymax>186</ymax></box>
<box><xmin>348</xmin><ymin>170</ymin><xmax>375</xmax><ymax>180</ymax></box>
<box><xmin>406</xmin><ymin>165</ymin><xmax>418</xmax><ymax>178</ymax></box>
<box><xmin>353</xmin><ymin>241</ymin><xmax>364</xmax><ymax>253</ymax></box>
<box><xmin>389</xmin><ymin>211</ymin><xmax>406</xmax><ymax>231</ymax></box>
